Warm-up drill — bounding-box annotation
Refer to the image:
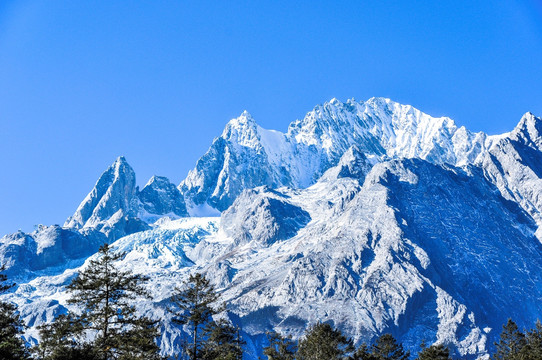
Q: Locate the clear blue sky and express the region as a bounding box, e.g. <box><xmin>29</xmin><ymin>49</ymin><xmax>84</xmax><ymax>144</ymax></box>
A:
<box><xmin>1</xmin><ymin>0</ymin><xmax>541</xmax><ymax>235</ymax></box>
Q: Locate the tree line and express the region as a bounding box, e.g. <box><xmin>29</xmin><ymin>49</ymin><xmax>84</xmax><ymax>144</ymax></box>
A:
<box><xmin>0</xmin><ymin>243</ymin><xmax>541</xmax><ymax>359</ymax></box>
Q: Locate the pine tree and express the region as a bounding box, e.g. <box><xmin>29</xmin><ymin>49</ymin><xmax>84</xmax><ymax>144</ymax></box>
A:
<box><xmin>37</xmin><ymin>244</ymin><xmax>161</xmax><ymax>360</ymax></box>
<box><xmin>169</xmin><ymin>273</ymin><xmax>223</xmax><ymax>360</ymax></box>
<box><xmin>416</xmin><ymin>341</ymin><xmax>451</xmax><ymax>360</ymax></box>
<box><xmin>493</xmin><ymin>319</ymin><xmax>527</xmax><ymax>360</ymax></box>
<box><xmin>35</xmin><ymin>313</ymin><xmax>96</xmax><ymax>360</ymax></box>
<box><xmin>350</xmin><ymin>343</ymin><xmax>377</xmax><ymax>360</ymax></box>
<box><xmin>370</xmin><ymin>334</ymin><xmax>409</xmax><ymax>360</ymax></box>
<box><xmin>263</xmin><ymin>331</ymin><xmax>297</xmax><ymax>360</ymax></box>
<box><xmin>0</xmin><ymin>265</ymin><xmax>29</xmax><ymax>360</ymax></box>
<box><xmin>200</xmin><ymin>319</ymin><xmax>244</xmax><ymax>360</ymax></box>
<box><xmin>296</xmin><ymin>322</ymin><xmax>354</xmax><ymax>360</ymax></box>
<box><xmin>523</xmin><ymin>320</ymin><xmax>542</xmax><ymax>360</ymax></box>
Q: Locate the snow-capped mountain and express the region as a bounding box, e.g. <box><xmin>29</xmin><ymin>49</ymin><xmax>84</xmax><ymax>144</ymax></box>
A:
<box><xmin>0</xmin><ymin>157</ymin><xmax>187</xmax><ymax>278</ymax></box>
<box><xmin>65</xmin><ymin>156</ymin><xmax>188</xmax><ymax>240</ymax></box>
<box><xmin>2</xmin><ymin>97</ymin><xmax>542</xmax><ymax>359</ymax></box>
<box><xmin>180</xmin><ymin>97</ymin><xmax>491</xmax><ymax>213</ymax></box>
<box><xmin>478</xmin><ymin>112</ymin><xmax>542</xmax><ymax>234</ymax></box>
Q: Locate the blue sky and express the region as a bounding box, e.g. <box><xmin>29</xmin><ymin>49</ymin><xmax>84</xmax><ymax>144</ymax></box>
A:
<box><xmin>1</xmin><ymin>0</ymin><xmax>541</xmax><ymax>235</ymax></box>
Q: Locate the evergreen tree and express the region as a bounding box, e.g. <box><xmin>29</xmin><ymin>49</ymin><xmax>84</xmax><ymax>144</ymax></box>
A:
<box><xmin>263</xmin><ymin>331</ymin><xmax>297</xmax><ymax>360</ymax></box>
<box><xmin>37</xmin><ymin>244</ymin><xmax>161</xmax><ymax>360</ymax></box>
<box><xmin>296</xmin><ymin>322</ymin><xmax>354</xmax><ymax>360</ymax></box>
<box><xmin>493</xmin><ymin>319</ymin><xmax>527</xmax><ymax>360</ymax></box>
<box><xmin>0</xmin><ymin>265</ymin><xmax>29</xmax><ymax>360</ymax></box>
<box><xmin>200</xmin><ymin>319</ymin><xmax>244</xmax><ymax>360</ymax></box>
<box><xmin>370</xmin><ymin>334</ymin><xmax>409</xmax><ymax>360</ymax></box>
<box><xmin>170</xmin><ymin>273</ymin><xmax>223</xmax><ymax>360</ymax></box>
<box><xmin>350</xmin><ymin>343</ymin><xmax>377</xmax><ymax>360</ymax></box>
<box><xmin>416</xmin><ymin>341</ymin><xmax>451</xmax><ymax>360</ymax></box>
<box><xmin>523</xmin><ymin>320</ymin><xmax>542</xmax><ymax>360</ymax></box>
<box><xmin>35</xmin><ymin>313</ymin><xmax>99</xmax><ymax>360</ymax></box>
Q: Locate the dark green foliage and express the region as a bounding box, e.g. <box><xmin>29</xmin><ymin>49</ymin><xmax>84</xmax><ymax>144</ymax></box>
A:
<box><xmin>36</xmin><ymin>244</ymin><xmax>161</xmax><ymax>360</ymax></box>
<box><xmin>34</xmin><ymin>314</ymin><xmax>93</xmax><ymax>360</ymax></box>
<box><xmin>0</xmin><ymin>265</ymin><xmax>29</xmax><ymax>360</ymax></box>
<box><xmin>370</xmin><ymin>334</ymin><xmax>409</xmax><ymax>360</ymax></box>
<box><xmin>523</xmin><ymin>320</ymin><xmax>542</xmax><ymax>359</ymax></box>
<box><xmin>263</xmin><ymin>331</ymin><xmax>297</xmax><ymax>360</ymax></box>
<box><xmin>34</xmin><ymin>316</ymin><xmax>99</xmax><ymax>360</ymax></box>
<box><xmin>416</xmin><ymin>341</ymin><xmax>451</xmax><ymax>360</ymax></box>
<box><xmin>296</xmin><ymin>322</ymin><xmax>354</xmax><ymax>360</ymax></box>
<box><xmin>493</xmin><ymin>319</ymin><xmax>527</xmax><ymax>360</ymax></box>
<box><xmin>170</xmin><ymin>273</ymin><xmax>223</xmax><ymax>360</ymax></box>
<box><xmin>200</xmin><ymin>319</ymin><xmax>244</xmax><ymax>360</ymax></box>
<box><xmin>350</xmin><ymin>343</ymin><xmax>377</xmax><ymax>360</ymax></box>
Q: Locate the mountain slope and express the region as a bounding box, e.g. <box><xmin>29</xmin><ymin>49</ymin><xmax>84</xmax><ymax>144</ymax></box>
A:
<box><xmin>1</xmin><ymin>98</ymin><xmax>542</xmax><ymax>360</ymax></box>
<box><xmin>6</xmin><ymin>155</ymin><xmax>542</xmax><ymax>358</ymax></box>
<box><xmin>479</xmin><ymin>112</ymin><xmax>542</xmax><ymax>234</ymax></box>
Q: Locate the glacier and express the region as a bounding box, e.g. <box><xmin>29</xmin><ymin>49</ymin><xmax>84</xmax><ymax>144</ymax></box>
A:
<box><xmin>2</xmin><ymin>97</ymin><xmax>542</xmax><ymax>359</ymax></box>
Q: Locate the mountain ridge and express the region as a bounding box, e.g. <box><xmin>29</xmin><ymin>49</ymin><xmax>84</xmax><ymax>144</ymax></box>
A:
<box><xmin>1</xmin><ymin>97</ymin><xmax>542</xmax><ymax>359</ymax></box>
<box><xmin>179</xmin><ymin>97</ymin><xmax>514</xmax><ymax>214</ymax></box>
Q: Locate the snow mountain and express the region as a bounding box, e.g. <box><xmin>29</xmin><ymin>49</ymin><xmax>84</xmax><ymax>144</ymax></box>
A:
<box><xmin>1</xmin><ymin>156</ymin><xmax>187</xmax><ymax>278</ymax></box>
<box><xmin>1</xmin><ymin>98</ymin><xmax>542</xmax><ymax>359</ymax></box>
<box><xmin>180</xmin><ymin>97</ymin><xmax>490</xmax><ymax>213</ymax></box>
<box><xmin>65</xmin><ymin>156</ymin><xmax>188</xmax><ymax>239</ymax></box>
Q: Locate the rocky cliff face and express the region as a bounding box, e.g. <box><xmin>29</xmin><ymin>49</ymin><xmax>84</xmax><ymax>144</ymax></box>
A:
<box><xmin>0</xmin><ymin>157</ymin><xmax>189</xmax><ymax>278</ymax></box>
<box><xmin>479</xmin><ymin>113</ymin><xmax>542</xmax><ymax>233</ymax></box>
<box><xmin>6</xmin><ymin>154</ymin><xmax>542</xmax><ymax>358</ymax></box>
<box><xmin>180</xmin><ymin>98</ymin><xmax>491</xmax><ymax>213</ymax></box>
<box><xmin>1</xmin><ymin>98</ymin><xmax>542</xmax><ymax>359</ymax></box>
<box><xmin>138</xmin><ymin>175</ymin><xmax>189</xmax><ymax>222</ymax></box>
<box><xmin>0</xmin><ymin>225</ymin><xmax>106</xmax><ymax>279</ymax></box>
<box><xmin>64</xmin><ymin>156</ymin><xmax>188</xmax><ymax>240</ymax></box>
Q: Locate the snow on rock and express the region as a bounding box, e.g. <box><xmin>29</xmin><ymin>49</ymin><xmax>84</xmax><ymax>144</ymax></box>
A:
<box><xmin>180</xmin><ymin>97</ymin><xmax>490</xmax><ymax>213</ymax></box>
<box><xmin>221</xmin><ymin>187</ymin><xmax>311</xmax><ymax>247</ymax></box>
<box><xmin>138</xmin><ymin>175</ymin><xmax>189</xmax><ymax>222</ymax></box>
<box><xmin>7</xmin><ymin>155</ymin><xmax>542</xmax><ymax>359</ymax></box>
<box><xmin>479</xmin><ymin>112</ymin><xmax>542</xmax><ymax>237</ymax></box>
<box><xmin>0</xmin><ymin>225</ymin><xmax>105</xmax><ymax>280</ymax></box>
<box><xmin>64</xmin><ymin>157</ymin><xmax>188</xmax><ymax>241</ymax></box>
<box><xmin>3</xmin><ymin>99</ymin><xmax>542</xmax><ymax>360</ymax></box>
<box><xmin>64</xmin><ymin>156</ymin><xmax>140</xmax><ymax>235</ymax></box>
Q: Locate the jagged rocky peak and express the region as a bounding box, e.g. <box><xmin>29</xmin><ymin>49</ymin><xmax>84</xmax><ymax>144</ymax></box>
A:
<box><xmin>476</xmin><ymin>112</ymin><xmax>542</xmax><ymax>232</ymax></box>
<box><xmin>63</xmin><ymin>157</ymin><xmax>148</xmax><ymax>240</ymax></box>
<box><xmin>179</xmin><ymin>111</ymin><xmax>282</xmax><ymax>213</ymax></box>
<box><xmin>180</xmin><ymin>97</ymin><xmax>492</xmax><ymax>214</ymax></box>
<box><xmin>65</xmin><ymin>156</ymin><xmax>138</xmax><ymax>230</ymax></box>
<box><xmin>138</xmin><ymin>175</ymin><xmax>188</xmax><ymax>220</ymax></box>
<box><xmin>221</xmin><ymin>110</ymin><xmax>261</xmax><ymax>146</ymax></box>
<box><xmin>510</xmin><ymin>112</ymin><xmax>542</xmax><ymax>149</ymax></box>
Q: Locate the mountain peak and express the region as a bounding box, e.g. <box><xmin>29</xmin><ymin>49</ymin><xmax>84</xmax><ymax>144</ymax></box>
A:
<box><xmin>64</xmin><ymin>157</ymin><xmax>140</xmax><ymax>238</ymax></box>
<box><xmin>138</xmin><ymin>175</ymin><xmax>188</xmax><ymax>220</ymax></box>
<box><xmin>145</xmin><ymin>175</ymin><xmax>168</xmax><ymax>186</ymax></box>
<box><xmin>240</xmin><ymin>109</ymin><xmax>253</xmax><ymax>118</ymax></box>
<box><xmin>329</xmin><ymin>97</ymin><xmax>341</xmax><ymax>105</ymax></box>
<box><xmin>227</xmin><ymin>110</ymin><xmax>255</xmax><ymax>127</ymax></box>
<box><xmin>511</xmin><ymin>112</ymin><xmax>542</xmax><ymax>148</ymax></box>
<box><xmin>365</xmin><ymin>96</ymin><xmax>393</xmax><ymax>106</ymax></box>
<box><xmin>221</xmin><ymin>111</ymin><xmax>261</xmax><ymax>147</ymax></box>
<box><xmin>115</xmin><ymin>155</ymin><xmax>128</xmax><ymax>163</ymax></box>
<box><xmin>182</xmin><ymin>97</ymin><xmax>490</xmax><ymax>211</ymax></box>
